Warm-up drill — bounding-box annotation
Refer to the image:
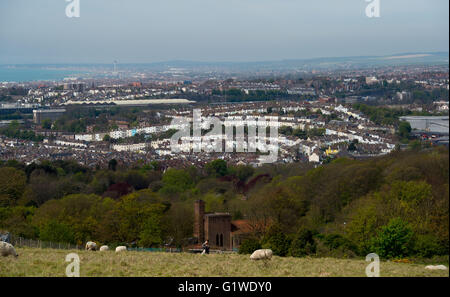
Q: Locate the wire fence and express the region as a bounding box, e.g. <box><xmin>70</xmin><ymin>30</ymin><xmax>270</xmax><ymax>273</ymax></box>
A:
<box><xmin>6</xmin><ymin>235</ymin><xmax>187</xmax><ymax>252</ymax></box>
<box><xmin>4</xmin><ymin>234</ymin><xmax>238</xmax><ymax>253</ymax></box>
<box><xmin>127</xmin><ymin>247</ymin><xmax>182</xmax><ymax>253</ymax></box>
<box><xmin>9</xmin><ymin>234</ymin><xmax>82</xmax><ymax>250</ymax></box>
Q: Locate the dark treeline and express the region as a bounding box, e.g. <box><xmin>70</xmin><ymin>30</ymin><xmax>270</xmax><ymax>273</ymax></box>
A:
<box><xmin>352</xmin><ymin>103</ymin><xmax>447</xmax><ymax>127</ymax></box>
<box><xmin>0</xmin><ymin>148</ymin><xmax>448</xmax><ymax>259</ymax></box>
<box><xmin>349</xmin><ymin>81</ymin><xmax>449</xmax><ymax>105</ymax></box>
<box><xmin>51</xmin><ymin>106</ymin><xmax>165</xmax><ymax>133</ymax></box>
<box><xmin>0</xmin><ymin>120</ymin><xmax>44</xmax><ymax>142</ymax></box>
<box><xmin>210</xmin><ymin>89</ymin><xmax>310</xmax><ymax>102</ymax></box>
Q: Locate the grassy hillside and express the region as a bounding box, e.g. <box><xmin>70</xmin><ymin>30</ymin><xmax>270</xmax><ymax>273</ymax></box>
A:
<box><xmin>1</xmin><ymin>248</ymin><xmax>448</xmax><ymax>277</ymax></box>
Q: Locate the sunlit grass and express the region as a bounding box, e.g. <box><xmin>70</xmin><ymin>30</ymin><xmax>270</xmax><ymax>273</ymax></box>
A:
<box><xmin>0</xmin><ymin>247</ymin><xmax>448</xmax><ymax>277</ymax></box>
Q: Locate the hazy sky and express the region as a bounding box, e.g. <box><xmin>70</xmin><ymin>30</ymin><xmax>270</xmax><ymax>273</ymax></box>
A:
<box><xmin>0</xmin><ymin>0</ymin><xmax>448</xmax><ymax>64</ymax></box>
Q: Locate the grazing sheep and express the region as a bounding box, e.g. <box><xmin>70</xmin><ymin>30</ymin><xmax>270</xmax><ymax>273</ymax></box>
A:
<box><xmin>250</xmin><ymin>249</ymin><xmax>273</xmax><ymax>261</ymax></box>
<box><xmin>85</xmin><ymin>241</ymin><xmax>97</xmax><ymax>251</ymax></box>
<box><xmin>0</xmin><ymin>232</ymin><xmax>11</xmax><ymax>243</ymax></box>
<box><xmin>99</xmin><ymin>245</ymin><xmax>109</xmax><ymax>252</ymax></box>
<box><xmin>0</xmin><ymin>241</ymin><xmax>18</xmax><ymax>258</ymax></box>
<box><xmin>115</xmin><ymin>246</ymin><xmax>127</xmax><ymax>253</ymax></box>
<box><xmin>425</xmin><ymin>265</ymin><xmax>447</xmax><ymax>270</ymax></box>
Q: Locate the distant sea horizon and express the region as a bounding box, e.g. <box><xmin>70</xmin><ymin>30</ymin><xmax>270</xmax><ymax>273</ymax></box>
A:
<box><xmin>1</xmin><ymin>51</ymin><xmax>448</xmax><ymax>83</ymax></box>
<box><xmin>0</xmin><ymin>65</ymin><xmax>85</xmax><ymax>83</ymax></box>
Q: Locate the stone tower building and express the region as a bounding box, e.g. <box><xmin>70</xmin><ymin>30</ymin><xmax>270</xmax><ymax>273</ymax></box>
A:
<box><xmin>193</xmin><ymin>200</ymin><xmax>232</xmax><ymax>250</ymax></box>
<box><xmin>194</xmin><ymin>200</ymin><xmax>205</xmax><ymax>243</ymax></box>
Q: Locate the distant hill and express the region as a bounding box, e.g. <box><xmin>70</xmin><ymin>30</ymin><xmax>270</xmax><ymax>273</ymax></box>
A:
<box><xmin>124</xmin><ymin>51</ymin><xmax>449</xmax><ymax>71</ymax></box>
<box><xmin>2</xmin><ymin>52</ymin><xmax>448</xmax><ymax>80</ymax></box>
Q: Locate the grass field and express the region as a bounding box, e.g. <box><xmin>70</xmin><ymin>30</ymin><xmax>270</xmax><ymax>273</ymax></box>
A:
<box><xmin>0</xmin><ymin>248</ymin><xmax>448</xmax><ymax>277</ymax></box>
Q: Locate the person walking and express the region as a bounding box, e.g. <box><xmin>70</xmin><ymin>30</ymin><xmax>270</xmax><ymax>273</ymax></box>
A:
<box><xmin>201</xmin><ymin>240</ymin><xmax>210</xmax><ymax>254</ymax></box>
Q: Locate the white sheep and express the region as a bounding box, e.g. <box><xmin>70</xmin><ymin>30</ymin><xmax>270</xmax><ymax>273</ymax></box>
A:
<box><xmin>115</xmin><ymin>246</ymin><xmax>127</xmax><ymax>253</ymax></box>
<box><xmin>99</xmin><ymin>245</ymin><xmax>109</xmax><ymax>252</ymax></box>
<box><xmin>425</xmin><ymin>265</ymin><xmax>447</xmax><ymax>270</ymax></box>
<box><xmin>85</xmin><ymin>241</ymin><xmax>97</xmax><ymax>251</ymax></box>
<box><xmin>0</xmin><ymin>241</ymin><xmax>18</xmax><ymax>258</ymax></box>
<box><xmin>250</xmin><ymin>249</ymin><xmax>273</xmax><ymax>261</ymax></box>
